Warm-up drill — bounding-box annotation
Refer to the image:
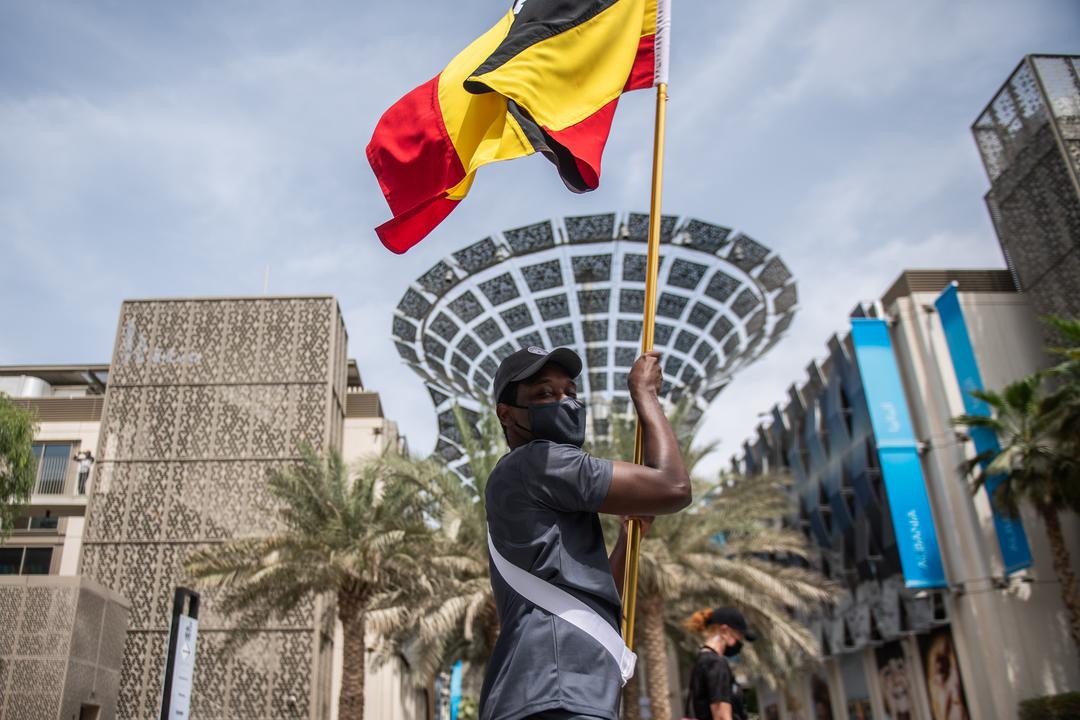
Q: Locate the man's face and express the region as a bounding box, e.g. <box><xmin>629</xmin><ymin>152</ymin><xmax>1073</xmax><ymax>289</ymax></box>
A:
<box><xmin>497</xmin><ymin>362</ymin><xmax>577</xmax><ymax>444</ymax></box>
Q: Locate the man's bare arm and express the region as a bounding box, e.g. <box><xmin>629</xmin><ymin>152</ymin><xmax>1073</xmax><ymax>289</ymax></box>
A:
<box><xmin>599</xmin><ymin>352</ymin><xmax>692</xmax><ymax>516</ymax></box>
<box><xmin>711</xmin><ymin>701</ymin><xmax>733</xmax><ymax>720</ymax></box>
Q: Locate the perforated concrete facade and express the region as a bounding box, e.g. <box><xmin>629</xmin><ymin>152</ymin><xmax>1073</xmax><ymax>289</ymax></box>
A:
<box><xmin>0</xmin><ymin>576</ymin><xmax>129</xmax><ymax>720</ymax></box>
<box><xmin>79</xmin><ymin>297</ymin><xmax>347</xmax><ymax>719</ymax></box>
<box><xmin>973</xmin><ymin>55</ymin><xmax>1080</xmax><ymax>320</ymax></box>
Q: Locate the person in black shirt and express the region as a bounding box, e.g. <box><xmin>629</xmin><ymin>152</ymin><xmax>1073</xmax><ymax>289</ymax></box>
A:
<box><xmin>684</xmin><ymin>607</ymin><xmax>756</xmax><ymax>720</ymax></box>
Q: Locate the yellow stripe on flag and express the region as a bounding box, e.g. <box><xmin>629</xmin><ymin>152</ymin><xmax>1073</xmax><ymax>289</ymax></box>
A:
<box><xmin>641</xmin><ymin>0</ymin><xmax>658</xmax><ymax>36</ymax></box>
<box><xmin>466</xmin><ymin>0</ymin><xmax>645</xmax><ymax>132</ymax></box>
<box><xmin>438</xmin><ymin>11</ymin><xmax>535</xmax><ymax>180</ymax></box>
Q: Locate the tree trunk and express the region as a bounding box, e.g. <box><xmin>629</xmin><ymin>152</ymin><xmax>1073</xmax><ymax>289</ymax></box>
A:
<box><xmin>622</xmin><ymin>662</ymin><xmax>642</xmax><ymax>720</ymax></box>
<box><xmin>1041</xmin><ymin>505</ymin><xmax>1080</xmax><ymax>655</ymax></box>
<box><xmin>641</xmin><ymin>594</ymin><xmax>672</xmax><ymax>720</ymax></box>
<box><xmin>338</xmin><ymin>593</ymin><xmax>367</xmax><ymax>720</ymax></box>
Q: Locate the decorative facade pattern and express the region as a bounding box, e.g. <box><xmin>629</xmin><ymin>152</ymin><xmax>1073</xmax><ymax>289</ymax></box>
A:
<box><xmin>81</xmin><ymin>298</ymin><xmax>347</xmax><ymax>719</ymax></box>
<box><xmin>737</xmin><ymin>308</ymin><xmax>946</xmax><ymax>656</ymax></box>
<box><xmin>973</xmin><ymin>54</ymin><xmax>1080</xmax><ymax>319</ymax></box>
<box><xmin>391</xmin><ymin>212</ymin><xmax>798</xmax><ymax>470</ymax></box>
<box><xmin>0</xmin><ymin>577</ymin><xmax>129</xmax><ymax>720</ymax></box>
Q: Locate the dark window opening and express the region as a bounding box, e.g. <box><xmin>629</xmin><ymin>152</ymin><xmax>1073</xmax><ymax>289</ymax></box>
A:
<box><xmin>0</xmin><ymin>546</ymin><xmax>54</xmax><ymax>575</ymax></box>
<box><xmin>22</xmin><ymin>548</ymin><xmax>54</xmax><ymax>575</ymax></box>
<box><xmin>0</xmin><ymin>547</ymin><xmax>20</xmax><ymax>574</ymax></box>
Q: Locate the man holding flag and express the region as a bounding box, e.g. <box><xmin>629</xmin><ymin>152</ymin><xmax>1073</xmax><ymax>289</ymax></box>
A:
<box><xmin>368</xmin><ymin>0</ymin><xmax>675</xmax><ymax>715</ymax></box>
<box><xmin>484</xmin><ymin>345</ymin><xmax>690</xmax><ymax>720</ymax></box>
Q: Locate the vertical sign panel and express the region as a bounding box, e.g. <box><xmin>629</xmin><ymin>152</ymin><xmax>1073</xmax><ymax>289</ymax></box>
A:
<box><xmin>933</xmin><ymin>284</ymin><xmax>1032</xmax><ymax>573</ymax></box>
<box><xmin>169</xmin><ymin>616</ymin><xmax>198</xmax><ymax>718</ymax></box>
<box><xmin>449</xmin><ymin>659</ymin><xmax>463</xmax><ymax>720</ymax></box>
<box><xmin>850</xmin><ymin>319</ymin><xmax>946</xmax><ymax>588</ymax></box>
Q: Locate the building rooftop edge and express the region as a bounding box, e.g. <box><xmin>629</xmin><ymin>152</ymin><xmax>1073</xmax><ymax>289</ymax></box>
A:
<box><xmin>0</xmin><ymin>363</ymin><xmax>110</xmax><ymax>375</ymax></box>
<box><xmin>117</xmin><ymin>294</ymin><xmax>339</xmax><ymax>303</ymax></box>
<box><xmin>880</xmin><ymin>269</ymin><xmax>1016</xmax><ymax>309</ymax></box>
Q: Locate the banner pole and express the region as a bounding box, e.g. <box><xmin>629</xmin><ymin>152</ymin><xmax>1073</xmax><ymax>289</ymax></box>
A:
<box><xmin>621</xmin><ymin>80</ymin><xmax>668</xmax><ymax>649</ymax></box>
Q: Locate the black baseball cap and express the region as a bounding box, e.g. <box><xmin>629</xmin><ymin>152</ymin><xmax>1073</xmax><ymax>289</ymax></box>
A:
<box><xmin>492</xmin><ymin>346</ymin><xmax>583</xmax><ymax>405</ymax></box>
<box><xmin>707</xmin><ymin>607</ymin><xmax>757</xmax><ymax>641</ymax></box>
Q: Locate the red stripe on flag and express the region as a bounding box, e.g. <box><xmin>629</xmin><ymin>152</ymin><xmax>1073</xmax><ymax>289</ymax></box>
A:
<box><xmin>366</xmin><ymin>73</ymin><xmax>466</xmax><ymax>218</ymax></box>
<box><xmin>545</xmin><ymin>97</ymin><xmax>620</xmax><ymax>191</ymax></box>
<box><xmin>624</xmin><ymin>34</ymin><xmax>656</xmax><ymax>92</ymax></box>
<box><xmin>376</xmin><ymin>194</ymin><xmax>461</xmax><ymax>254</ymax></box>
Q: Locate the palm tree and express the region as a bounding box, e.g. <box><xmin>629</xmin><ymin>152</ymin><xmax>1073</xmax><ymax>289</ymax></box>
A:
<box><xmin>591</xmin><ymin>408</ymin><xmax>835</xmax><ymax>720</ymax></box>
<box><xmin>184</xmin><ymin>446</ymin><xmax>433</xmax><ymax>720</ymax></box>
<box><xmin>367</xmin><ymin>406</ymin><xmax>505</xmax><ymax>686</ymax></box>
<box><xmin>952</xmin><ymin>318</ymin><xmax>1080</xmax><ymax>655</ymax></box>
<box><xmin>1044</xmin><ymin>316</ymin><xmax>1080</xmax><ymax>451</ymax></box>
<box><xmin>380</xmin><ymin>400</ymin><xmax>833</xmax><ymax>720</ymax></box>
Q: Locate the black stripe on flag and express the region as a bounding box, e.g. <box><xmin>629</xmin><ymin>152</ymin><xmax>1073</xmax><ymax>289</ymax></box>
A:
<box><xmin>506</xmin><ymin>101</ymin><xmax>591</xmax><ymax>193</ymax></box>
<box><xmin>464</xmin><ymin>0</ymin><xmax>619</xmax><ymax>94</ymax></box>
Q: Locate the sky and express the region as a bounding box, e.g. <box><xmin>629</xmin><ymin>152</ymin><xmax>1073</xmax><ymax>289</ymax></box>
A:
<box><xmin>2</xmin><ymin>1</ymin><xmax>1079</xmax><ymax>473</ymax></box>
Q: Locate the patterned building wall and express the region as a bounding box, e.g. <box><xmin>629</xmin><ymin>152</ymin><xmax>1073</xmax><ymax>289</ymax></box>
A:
<box><xmin>80</xmin><ymin>298</ymin><xmax>347</xmax><ymax>719</ymax></box>
<box><xmin>738</xmin><ymin>316</ymin><xmax>942</xmax><ymax>657</ymax></box>
<box><xmin>0</xmin><ymin>577</ymin><xmax>129</xmax><ymax>720</ymax></box>
<box><xmin>974</xmin><ymin>55</ymin><xmax>1080</xmax><ymax>320</ymax></box>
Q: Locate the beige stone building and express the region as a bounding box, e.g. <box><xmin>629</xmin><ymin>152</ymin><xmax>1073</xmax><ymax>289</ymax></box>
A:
<box><xmin>0</xmin><ymin>296</ymin><xmax>425</xmax><ymax>720</ymax></box>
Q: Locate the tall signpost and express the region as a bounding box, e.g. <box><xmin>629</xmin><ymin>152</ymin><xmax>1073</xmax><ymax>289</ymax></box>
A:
<box><xmin>159</xmin><ymin>587</ymin><xmax>200</xmax><ymax>720</ymax></box>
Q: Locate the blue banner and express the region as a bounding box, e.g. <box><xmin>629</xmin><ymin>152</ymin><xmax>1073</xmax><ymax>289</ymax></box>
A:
<box><xmin>449</xmin><ymin>660</ymin><xmax>463</xmax><ymax>720</ymax></box>
<box><xmin>934</xmin><ymin>283</ymin><xmax>1032</xmax><ymax>573</ymax></box>
<box><xmin>850</xmin><ymin>319</ymin><xmax>947</xmax><ymax>588</ymax></box>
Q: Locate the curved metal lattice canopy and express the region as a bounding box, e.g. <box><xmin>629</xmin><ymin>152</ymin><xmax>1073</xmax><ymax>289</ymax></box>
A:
<box><xmin>391</xmin><ymin>212</ymin><xmax>797</xmax><ymax>470</ymax></box>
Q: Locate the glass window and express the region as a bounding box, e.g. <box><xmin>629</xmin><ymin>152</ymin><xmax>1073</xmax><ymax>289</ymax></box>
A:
<box><xmin>37</xmin><ymin>444</ymin><xmax>72</xmax><ymax>494</ymax></box>
<box><xmin>30</xmin><ymin>515</ymin><xmax>60</xmax><ymax>530</ymax></box>
<box><xmin>22</xmin><ymin>547</ymin><xmax>53</xmax><ymax>575</ymax></box>
<box><xmin>0</xmin><ymin>548</ymin><xmax>21</xmax><ymax>575</ymax></box>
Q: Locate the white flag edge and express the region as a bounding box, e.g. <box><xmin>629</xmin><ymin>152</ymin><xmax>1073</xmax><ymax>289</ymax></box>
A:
<box><xmin>653</xmin><ymin>0</ymin><xmax>671</xmax><ymax>86</ymax></box>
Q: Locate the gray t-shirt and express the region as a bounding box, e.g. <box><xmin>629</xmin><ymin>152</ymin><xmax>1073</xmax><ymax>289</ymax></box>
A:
<box><xmin>481</xmin><ymin>440</ymin><xmax>620</xmax><ymax>720</ymax></box>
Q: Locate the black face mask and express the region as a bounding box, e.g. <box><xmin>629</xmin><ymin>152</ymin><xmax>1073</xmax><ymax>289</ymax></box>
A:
<box><xmin>511</xmin><ymin>397</ymin><xmax>587</xmax><ymax>447</ymax></box>
<box><xmin>724</xmin><ymin>640</ymin><xmax>744</xmax><ymax>657</ymax></box>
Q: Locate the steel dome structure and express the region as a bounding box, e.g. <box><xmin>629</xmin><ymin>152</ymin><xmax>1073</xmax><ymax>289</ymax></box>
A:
<box><xmin>391</xmin><ymin>211</ymin><xmax>797</xmax><ymax>470</ymax></box>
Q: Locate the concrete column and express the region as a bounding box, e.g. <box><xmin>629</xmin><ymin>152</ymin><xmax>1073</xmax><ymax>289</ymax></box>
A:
<box><xmin>783</xmin><ymin>672</ymin><xmax>812</xmax><ymax>720</ymax></box>
<box><xmin>889</xmin><ymin>299</ymin><xmax>1020</xmax><ymax>717</ymax></box>
<box><xmin>862</xmin><ymin>648</ymin><xmax>885</xmax><ymax>720</ymax></box>
<box><xmin>900</xmin><ymin>636</ymin><xmax>931</xmax><ymax>720</ymax></box>
<box><xmin>825</xmin><ymin>659</ymin><xmax>846</xmax><ymax>720</ymax></box>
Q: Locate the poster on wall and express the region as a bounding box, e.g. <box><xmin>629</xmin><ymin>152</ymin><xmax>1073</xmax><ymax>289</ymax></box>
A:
<box><xmin>839</xmin><ymin>653</ymin><xmax>873</xmax><ymax>720</ymax></box>
<box><xmin>919</xmin><ymin>627</ymin><xmax>970</xmax><ymax>720</ymax></box>
<box><xmin>810</xmin><ymin>672</ymin><xmax>834</xmax><ymax>720</ymax></box>
<box><xmin>847</xmin><ymin>698</ymin><xmax>873</xmax><ymax>720</ymax></box>
<box><xmin>875</xmin><ymin>642</ymin><xmax>914</xmax><ymax>720</ymax></box>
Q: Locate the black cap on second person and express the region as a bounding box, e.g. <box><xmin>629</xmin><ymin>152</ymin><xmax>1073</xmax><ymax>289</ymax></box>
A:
<box><xmin>708</xmin><ymin>607</ymin><xmax>757</xmax><ymax>641</ymax></box>
<box><xmin>492</xmin><ymin>346</ymin><xmax>583</xmax><ymax>405</ymax></box>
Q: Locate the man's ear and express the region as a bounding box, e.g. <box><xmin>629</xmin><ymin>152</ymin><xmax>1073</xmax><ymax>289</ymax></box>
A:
<box><xmin>496</xmin><ymin>402</ymin><xmax>513</xmax><ymax>428</ymax></box>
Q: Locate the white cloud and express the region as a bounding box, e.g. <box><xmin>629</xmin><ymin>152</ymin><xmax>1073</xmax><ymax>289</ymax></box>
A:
<box><xmin>0</xmin><ymin>0</ymin><xmax>1077</xmax><ymax>464</ymax></box>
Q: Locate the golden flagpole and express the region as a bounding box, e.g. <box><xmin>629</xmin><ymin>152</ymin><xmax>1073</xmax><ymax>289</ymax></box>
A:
<box><xmin>621</xmin><ymin>79</ymin><xmax>668</xmax><ymax>649</ymax></box>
